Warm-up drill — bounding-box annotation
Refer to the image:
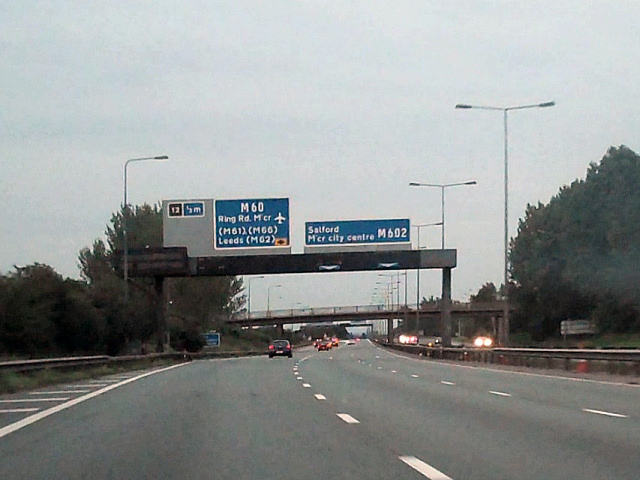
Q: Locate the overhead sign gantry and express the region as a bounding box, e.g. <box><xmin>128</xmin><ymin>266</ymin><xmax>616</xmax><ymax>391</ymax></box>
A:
<box><xmin>129</xmin><ymin>196</ymin><xmax>459</xmax><ymax>346</ymax></box>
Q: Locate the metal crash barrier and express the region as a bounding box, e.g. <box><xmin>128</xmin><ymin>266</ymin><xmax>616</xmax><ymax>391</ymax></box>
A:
<box><xmin>0</xmin><ymin>350</ymin><xmax>267</xmax><ymax>373</ymax></box>
<box><xmin>377</xmin><ymin>342</ymin><xmax>640</xmax><ymax>376</ymax></box>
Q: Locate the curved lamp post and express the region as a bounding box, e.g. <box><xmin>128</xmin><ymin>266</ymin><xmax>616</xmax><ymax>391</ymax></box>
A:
<box><xmin>455</xmin><ymin>100</ymin><xmax>555</xmax><ymax>344</ymax></box>
<box><xmin>123</xmin><ymin>155</ymin><xmax>168</xmax><ymax>301</ymax></box>
<box><xmin>409</xmin><ymin>181</ymin><xmax>477</xmax><ymax>249</ymax></box>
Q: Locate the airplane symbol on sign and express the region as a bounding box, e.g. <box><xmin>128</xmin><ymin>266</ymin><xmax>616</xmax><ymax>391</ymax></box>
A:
<box><xmin>275</xmin><ymin>212</ymin><xmax>286</xmax><ymax>224</ymax></box>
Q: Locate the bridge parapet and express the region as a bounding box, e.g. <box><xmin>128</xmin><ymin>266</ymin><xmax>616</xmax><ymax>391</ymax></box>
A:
<box><xmin>231</xmin><ymin>301</ymin><xmax>510</xmax><ymax>322</ymax></box>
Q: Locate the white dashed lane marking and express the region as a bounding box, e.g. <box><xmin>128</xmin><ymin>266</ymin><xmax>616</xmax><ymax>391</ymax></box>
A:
<box><xmin>411</xmin><ymin>374</ymin><xmax>419</xmax><ymax>378</ymax></box>
<box><xmin>399</xmin><ymin>455</ymin><xmax>454</xmax><ymax>479</ymax></box>
<box><xmin>336</xmin><ymin>413</ymin><xmax>360</xmax><ymax>424</ymax></box>
<box><xmin>314</xmin><ymin>394</ymin><xmax>326</xmax><ymax>400</ymax></box>
<box><xmin>302</xmin><ymin>383</ymin><xmax>311</xmax><ymax>388</ymax></box>
<box><xmin>441</xmin><ymin>381</ymin><xmax>455</xmax><ymax>386</ymax></box>
<box><xmin>583</xmin><ymin>408</ymin><xmax>628</xmax><ymax>418</ymax></box>
<box><xmin>489</xmin><ymin>391</ymin><xmax>512</xmax><ymax>397</ymax></box>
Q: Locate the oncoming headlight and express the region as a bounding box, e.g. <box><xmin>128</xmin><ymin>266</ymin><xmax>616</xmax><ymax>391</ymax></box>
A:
<box><xmin>474</xmin><ymin>336</ymin><xmax>493</xmax><ymax>347</ymax></box>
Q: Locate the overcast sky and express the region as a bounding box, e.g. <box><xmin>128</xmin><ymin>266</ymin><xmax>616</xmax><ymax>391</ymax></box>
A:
<box><xmin>2</xmin><ymin>1</ymin><xmax>639</xmax><ymax>311</ymax></box>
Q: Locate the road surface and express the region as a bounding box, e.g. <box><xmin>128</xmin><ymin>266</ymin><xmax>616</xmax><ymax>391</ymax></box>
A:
<box><xmin>1</xmin><ymin>340</ymin><xmax>639</xmax><ymax>479</ymax></box>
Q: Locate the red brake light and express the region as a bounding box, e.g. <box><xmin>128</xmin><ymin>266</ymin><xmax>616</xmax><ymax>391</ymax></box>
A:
<box><xmin>269</xmin><ymin>345</ymin><xmax>274</xmax><ymax>350</ymax></box>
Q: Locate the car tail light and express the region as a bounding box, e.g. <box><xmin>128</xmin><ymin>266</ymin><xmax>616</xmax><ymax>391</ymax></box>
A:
<box><xmin>269</xmin><ymin>345</ymin><xmax>274</xmax><ymax>350</ymax></box>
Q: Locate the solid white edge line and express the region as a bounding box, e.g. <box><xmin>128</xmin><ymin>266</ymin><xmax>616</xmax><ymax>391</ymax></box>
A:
<box><xmin>489</xmin><ymin>390</ymin><xmax>512</xmax><ymax>397</ymax></box>
<box><xmin>399</xmin><ymin>455</ymin><xmax>453</xmax><ymax>480</ymax></box>
<box><xmin>314</xmin><ymin>394</ymin><xmax>326</xmax><ymax>400</ymax></box>
<box><xmin>0</xmin><ymin>408</ymin><xmax>40</xmax><ymax>414</ymax></box>
<box><xmin>336</xmin><ymin>413</ymin><xmax>360</xmax><ymax>424</ymax></box>
<box><xmin>583</xmin><ymin>408</ymin><xmax>628</xmax><ymax>418</ymax></box>
<box><xmin>0</xmin><ymin>362</ymin><xmax>189</xmax><ymax>440</ymax></box>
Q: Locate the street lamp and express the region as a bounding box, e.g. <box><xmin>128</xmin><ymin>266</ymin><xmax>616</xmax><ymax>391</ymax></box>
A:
<box><xmin>412</xmin><ymin>222</ymin><xmax>443</xmax><ymax>328</ymax></box>
<box><xmin>409</xmin><ymin>181</ymin><xmax>477</xmax><ymax>249</ymax></box>
<box><xmin>267</xmin><ymin>284</ymin><xmax>282</xmax><ymax>314</ymax></box>
<box><xmin>375</xmin><ymin>280</ymin><xmax>393</xmax><ymax>309</ymax></box>
<box><xmin>246</xmin><ymin>275</ymin><xmax>265</xmax><ymax>318</ymax></box>
<box><xmin>379</xmin><ymin>272</ymin><xmax>407</xmax><ymax>309</ymax></box>
<box><xmin>123</xmin><ymin>155</ymin><xmax>169</xmax><ymax>301</ymax></box>
<box><xmin>455</xmin><ymin>100</ymin><xmax>555</xmax><ymax>345</ymax></box>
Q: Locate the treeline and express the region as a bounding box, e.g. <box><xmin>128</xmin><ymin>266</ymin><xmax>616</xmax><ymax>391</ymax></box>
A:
<box><xmin>509</xmin><ymin>145</ymin><xmax>640</xmax><ymax>339</ymax></box>
<box><xmin>0</xmin><ymin>204</ymin><xmax>243</xmax><ymax>358</ymax></box>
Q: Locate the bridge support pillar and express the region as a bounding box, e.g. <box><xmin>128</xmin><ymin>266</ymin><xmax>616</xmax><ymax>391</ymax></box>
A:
<box><xmin>155</xmin><ymin>276</ymin><xmax>166</xmax><ymax>353</ymax></box>
<box><xmin>441</xmin><ymin>267</ymin><xmax>452</xmax><ymax>347</ymax></box>
<box><xmin>276</xmin><ymin>323</ymin><xmax>284</xmax><ymax>338</ymax></box>
<box><xmin>386</xmin><ymin>318</ymin><xmax>393</xmax><ymax>343</ymax></box>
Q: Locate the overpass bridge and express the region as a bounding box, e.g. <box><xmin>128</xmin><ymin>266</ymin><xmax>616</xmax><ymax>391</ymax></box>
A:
<box><xmin>227</xmin><ymin>302</ymin><xmax>509</xmax><ymax>340</ymax></box>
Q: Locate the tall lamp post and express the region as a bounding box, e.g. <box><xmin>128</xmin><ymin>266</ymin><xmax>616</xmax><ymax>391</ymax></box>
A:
<box><xmin>375</xmin><ymin>280</ymin><xmax>393</xmax><ymax>309</ymax></box>
<box><xmin>455</xmin><ymin>100</ymin><xmax>555</xmax><ymax>345</ymax></box>
<box><xmin>412</xmin><ymin>222</ymin><xmax>443</xmax><ymax>329</ymax></box>
<box><xmin>123</xmin><ymin>155</ymin><xmax>169</xmax><ymax>301</ymax></box>
<box><xmin>267</xmin><ymin>284</ymin><xmax>282</xmax><ymax>315</ymax></box>
<box><xmin>409</xmin><ymin>181</ymin><xmax>477</xmax><ymax>249</ymax></box>
<box><xmin>246</xmin><ymin>275</ymin><xmax>265</xmax><ymax>319</ymax></box>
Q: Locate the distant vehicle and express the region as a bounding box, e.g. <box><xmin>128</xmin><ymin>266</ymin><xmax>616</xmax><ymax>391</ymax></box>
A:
<box><xmin>425</xmin><ymin>338</ymin><xmax>442</xmax><ymax>347</ymax></box>
<box><xmin>268</xmin><ymin>339</ymin><xmax>292</xmax><ymax>358</ymax></box>
<box><xmin>473</xmin><ymin>336</ymin><xmax>493</xmax><ymax>348</ymax></box>
<box><xmin>398</xmin><ymin>334</ymin><xmax>418</xmax><ymax>345</ymax></box>
<box><xmin>317</xmin><ymin>339</ymin><xmax>332</xmax><ymax>351</ymax></box>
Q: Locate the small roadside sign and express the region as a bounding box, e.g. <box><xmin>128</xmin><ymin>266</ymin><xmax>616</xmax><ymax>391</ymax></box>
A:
<box><xmin>560</xmin><ymin>320</ymin><xmax>596</xmax><ymax>335</ymax></box>
<box><xmin>204</xmin><ymin>332</ymin><xmax>220</xmax><ymax>347</ymax></box>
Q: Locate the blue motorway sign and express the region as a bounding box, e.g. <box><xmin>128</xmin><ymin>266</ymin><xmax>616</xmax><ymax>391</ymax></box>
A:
<box><xmin>204</xmin><ymin>332</ymin><xmax>220</xmax><ymax>347</ymax></box>
<box><xmin>215</xmin><ymin>198</ymin><xmax>290</xmax><ymax>250</ymax></box>
<box><xmin>305</xmin><ymin>219</ymin><xmax>410</xmax><ymax>246</ymax></box>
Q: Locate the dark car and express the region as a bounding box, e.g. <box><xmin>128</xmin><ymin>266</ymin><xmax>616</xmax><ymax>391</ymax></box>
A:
<box><xmin>268</xmin><ymin>339</ymin><xmax>292</xmax><ymax>358</ymax></box>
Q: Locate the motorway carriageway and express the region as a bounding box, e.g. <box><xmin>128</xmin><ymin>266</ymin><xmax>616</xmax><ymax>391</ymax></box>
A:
<box><xmin>0</xmin><ymin>340</ymin><xmax>639</xmax><ymax>479</ymax></box>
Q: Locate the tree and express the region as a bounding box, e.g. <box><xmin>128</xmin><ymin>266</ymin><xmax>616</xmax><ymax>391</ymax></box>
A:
<box><xmin>470</xmin><ymin>283</ymin><xmax>499</xmax><ymax>304</ymax></box>
<box><xmin>510</xmin><ymin>146</ymin><xmax>640</xmax><ymax>338</ymax></box>
<box><xmin>78</xmin><ymin>202</ymin><xmax>244</xmax><ymax>353</ymax></box>
<box><xmin>0</xmin><ymin>264</ymin><xmax>105</xmax><ymax>356</ymax></box>
<box><xmin>420</xmin><ymin>295</ymin><xmax>438</xmax><ymax>308</ymax></box>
